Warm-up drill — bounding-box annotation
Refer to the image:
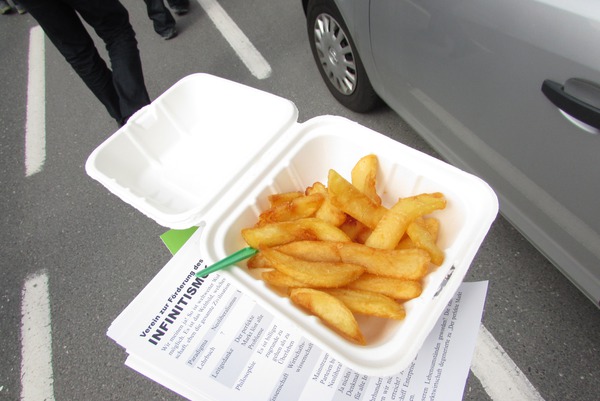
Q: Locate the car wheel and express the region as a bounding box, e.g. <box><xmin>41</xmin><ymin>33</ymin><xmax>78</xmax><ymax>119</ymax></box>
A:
<box><xmin>306</xmin><ymin>0</ymin><xmax>380</xmax><ymax>113</ymax></box>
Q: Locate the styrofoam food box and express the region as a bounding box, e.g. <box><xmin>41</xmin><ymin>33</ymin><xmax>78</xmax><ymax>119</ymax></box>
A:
<box><xmin>86</xmin><ymin>74</ymin><xmax>498</xmax><ymax>376</ymax></box>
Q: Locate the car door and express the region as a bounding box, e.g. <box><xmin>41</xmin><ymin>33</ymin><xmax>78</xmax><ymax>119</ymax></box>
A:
<box><xmin>368</xmin><ymin>0</ymin><xmax>600</xmax><ymax>305</ymax></box>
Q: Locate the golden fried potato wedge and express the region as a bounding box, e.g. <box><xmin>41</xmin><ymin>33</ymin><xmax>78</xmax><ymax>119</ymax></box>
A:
<box><xmin>350</xmin><ymin>247</ymin><xmax>430</xmax><ymax>279</ymax></box>
<box><xmin>261</xmin><ymin>270</ymin><xmax>307</xmax><ymax>288</ymax></box>
<box><xmin>338</xmin><ymin>217</ymin><xmax>362</xmax><ymax>240</ymax></box>
<box><xmin>246</xmin><ymin>253</ymin><xmax>272</xmax><ymax>269</ymax></box>
<box><xmin>258</xmin><ymin>193</ymin><xmax>324</xmax><ymax>225</ymax></box>
<box><xmin>275</xmin><ymin>240</ymin><xmax>430</xmax><ymax>280</ymax></box>
<box><xmin>268</xmin><ymin>191</ymin><xmax>303</xmax><ymax>207</ymax></box>
<box><xmin>325</xmin><ymin>288</ymin><xmax>406</xmax><ymax>320</ymax></box>
<box><xmin>307</xmin><ymin>182</ymin><xmax>347</xmax><ymax>227</ymax></box>
<box><xmin>423</xmin><ymin>217</ymin><xmax>440</xmax><ymax>240</ymax></box>
<box><xmin>355</xmin><ymin>227</ymin><xmax>372</xmax><ymax>244</ymax></box>
<box><xmin>395</xmin><ymin>236</ymin><xmax>415</xmax><ymax>250</ymax></box>
<box><xmin>396</xmin><ymin>217</ymin><xmax>440</xmax><ymax>250</ymax></box>
<box><xmin>345</xmin><ymin>273</ymin><xmax>423</xmax><ymax>301</ymax></box>
<box><xmin>365</xmin><ymin>193</ymin><xmax>446</xmax><ymax>249</ymax></box>
<box><xmin>351</xmin><ymin>154</ymin><xmax>382</xmax><ymax>206</ymax></box>
<box><xmin>274</xmin><ymin>240</ymin><xmax>340</xmax><ymax>262</ymax></box>
<box><xmin>338</xmin><ymin>217</ymin><xmax>371</xmax><ymax>243</ymax></box>
<box><xmin>242</xmin><ymin>218</ymin><xmax>351</xmax><ymax>248</ymax></box>
<box><xmin>328</xmin><ymin>169</ymin><xmax>387</xmax><ymax>229</ymax></box>
<box><xmin>290</xmin><ymin>288</ymin><xmax>365</xmax><ymax>345</ymax></box>
<box><xmin>260</xmin><ymin>247</ymin><xmax>364</xmax><ymax>288</ymax></box>
<box><xmin>406</xmin><ymin>218</ymin><xmax>445</xmax><ymax>265</ymax></box>
<box><xmin>305</xmin><ymin>181</ymin><xmax>327</xmax><ymax>195</ymax></box>
<box><xmin>317</xmin><ymin>200</ymin><xmax>347</xmax><ymax>227</ymax></box>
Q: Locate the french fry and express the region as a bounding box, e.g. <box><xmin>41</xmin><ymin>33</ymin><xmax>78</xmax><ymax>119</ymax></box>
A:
<box><xmin>396</xmin><ymin>217</ymin><xmax>440</xmax><ymax>250</ymax></box>
<box><xmin>260</xmin><ymin>247</ymin><xmax>364</xmax><ymax>288</ymax></box>
<box><xmin>274</xmin><ymin>240</ymin><xmax>340</xmax><ymax>263</ymax></box>
<box><xmin>325</xmin><ymin>288</ymin><xmax>406</xmax><ymax>320</ymax></box>
<box><xmin>355</xmin><ymin>226</ymin><xmax>373</xmax><ymax>245</ymax></box>
<box><xmin>351</xmin><ymin>154</ymin><xmax>382</xmax><ymax>206</ymax></box>
<box><xmin>306</xmin><ymin>182</ymin><xmax>347</xmax><ymax>227</ymax></box>
<box><xmin>275</xmin><ymin>240</ymin><xmax>430</xmax><ymax>280</ymax></box>
<box><xmin>305</xmin><ymin>181</ymin><xmax>326</xmax><ymax>195</ymax></box>
<box><xmin>290</xmin><ymin>288</ymin><xmax>366</xmax><ymax>345</ymax></box>
<box><xmin>328</xmin><ymin>169</ymin><xmax>387</xmax><ymax>229</ymax></box>
<box><xmin>258</xmin><ymin>193</ymin><xmax>324</xmax><ymax>225</ymax></box>
<box><xmin>406</xmin><ymin>218</ymin><xmax>445</xmax><ymax>265</ymax></box>
<box><xmin>242</xmin><ymin>218</ymin><xmax>351</xmax><ymax>248</ymax></box>
<box><xmin>345</xmin><ymin>273</ymin><xmax>423</xmax><ymax>301</ymax></box>
<box><xmin>268</xmin><ymin>191</ymin><xmax>304</xmax><ymax>207</ymax></box>
<box><xmin>355</xmin><ymin>248</ymin><xmax>430</xmax><ymax>279</ymax></box>
<box><xmin>246</xmin><ymin>253</ymin><xmax>272</xmax><ymax>269</ymax></box>
<box><xmin>261</xmin><ymin>270</ymin><xmax>307</xmax><ymax>288</ymax></box>
<box><xmin>338</xmin><ymin>217</ymin><xmax>371</xmax><ymax>243</ymax></box>
<box><xmin>424</xmin><ymin>217</ymin><xmax>440</xmax><ymax>240</ymax></box>
<box><xmin>365</xmin><ymin>193</ymin><xmax>446</xmax><ymax>249</ymax></box>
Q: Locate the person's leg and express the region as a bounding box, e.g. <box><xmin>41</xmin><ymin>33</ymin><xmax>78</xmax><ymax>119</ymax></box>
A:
<box><xmin>70</xmin><ymin>0</ymin><xmax>151</xmax><ymax>123</ymax></box>
<box><xmin>166</xmin><ymin>0</ymin><xmax>188</xmax><ymax>15</ymax></box>
<box><xmin>20</xmin><ymin>0</ymin><xmax>124</xmax><ymax>123</ymax></box>
<box><xmin>143</xmin><ymin>0</ymin><xmax>176</xmax><ymax>38</ymax></box>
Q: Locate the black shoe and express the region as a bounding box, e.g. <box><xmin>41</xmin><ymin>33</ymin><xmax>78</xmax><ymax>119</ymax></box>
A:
<box><xmin>161</xmin><ymin>27</ymin><xmax>178</xmax><ymax>40</ymax></box>
<box><xmin>15</xmin><ymin>4</ymin><xmax>26</xmax><ymax>14</ymax></box>
<box><xmin>0</xmin><ymin>0</ymin><xmax>12</xmax><ymax>14</ymax></box>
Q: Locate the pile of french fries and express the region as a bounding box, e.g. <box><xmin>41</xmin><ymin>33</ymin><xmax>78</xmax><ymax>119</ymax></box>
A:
<box><xmin>241</xmin><ymin>155</ymin><xmax>446</xmax><ymax>345</ymax></box>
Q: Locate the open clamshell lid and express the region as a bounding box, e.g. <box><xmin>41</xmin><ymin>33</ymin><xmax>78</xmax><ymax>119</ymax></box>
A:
<box><xmin>86</xmin><ymin>74</ymin><xmax>299</xmax><ymax>228</ymax></box>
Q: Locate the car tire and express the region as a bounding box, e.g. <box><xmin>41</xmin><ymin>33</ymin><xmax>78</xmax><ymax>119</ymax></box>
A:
<box><xmin>306</xmin><ymin>0</ymin><xmax>380</xmax><ymax>113</ymax></box>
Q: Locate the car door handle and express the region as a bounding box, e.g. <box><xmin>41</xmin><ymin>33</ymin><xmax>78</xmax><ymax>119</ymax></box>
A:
<box><xmin>542</xmin><ymin>78</ymin><xmax>600</xmax><ymax>131</ymax></box>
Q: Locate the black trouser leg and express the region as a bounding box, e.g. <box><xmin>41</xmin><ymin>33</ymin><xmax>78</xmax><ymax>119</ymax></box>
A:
<box><xmin>76</xmin><ymin>1</ymin><xmax>151</xmax><ymax>121</ymax></box>
<box><xmin>143</xmin><ymin>0</ymin><xmax>175</xmax><ymax>35</ymax></box>
<box><xmin>20</xmin><ymin>0</ymin><xmax>150</xmax><ymax>125</ymax></box>
<box><xmin>167</xmin><ymin>0</ymin><xmax>189</xmax><ymax>8</ymax></box>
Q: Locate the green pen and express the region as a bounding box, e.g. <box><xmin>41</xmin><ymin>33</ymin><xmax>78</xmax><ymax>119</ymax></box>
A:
<box><xmin>196</xmin><ymin>246</ymin><xmax>258</xmax><ymax>277</ymax></box>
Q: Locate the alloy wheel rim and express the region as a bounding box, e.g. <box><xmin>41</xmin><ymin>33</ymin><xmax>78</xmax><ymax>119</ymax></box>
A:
<box><xmin>313</xmin><ymin>13</ymin><xmax>357</xmax><ymax>95</ymax></box>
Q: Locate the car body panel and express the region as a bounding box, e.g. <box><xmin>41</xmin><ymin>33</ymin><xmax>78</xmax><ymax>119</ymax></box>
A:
<box><xmin>308</xmin><ymin>0</ymin><xmax>600</xmax><ymax>305</ymax></box>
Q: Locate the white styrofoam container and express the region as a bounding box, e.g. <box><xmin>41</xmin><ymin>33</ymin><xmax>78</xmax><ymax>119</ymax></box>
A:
<box><xmin>86</xmin><ymin>74</ymin><xmax>498</xmax><ymax>376</ymax></box>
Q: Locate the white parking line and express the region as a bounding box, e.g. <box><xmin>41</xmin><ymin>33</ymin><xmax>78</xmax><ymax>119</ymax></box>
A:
<box><xmin>25</xmin><ymin>25</ymin><xmax>46</xmax><ymax>177</ymax></box>
<box><xmin>471</xmin><ymin>325</ymin><xmax>545</xmax><ymax>401</ymax></box>
<box><xmin>196</xmin><ymin>0</ymin><xmax>272</xmax><ymax>79</ymax></box>
<box><xmin>20</xmin><ymin>271</ymin><xmax>55</xmax><ymax>401</ymax></box>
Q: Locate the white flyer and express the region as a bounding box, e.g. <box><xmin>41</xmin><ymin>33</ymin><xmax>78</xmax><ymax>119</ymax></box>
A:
<box><xmin>108</xmin><ymin>226</ymin><xmax>488</xmax><ymax>401</ymax></box>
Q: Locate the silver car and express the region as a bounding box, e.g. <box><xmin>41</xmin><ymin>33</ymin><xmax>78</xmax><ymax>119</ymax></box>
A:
<box><xmin>302</xmin><ymin>0</ymin><xmax>600</xmax><ymax>306</ymax></box>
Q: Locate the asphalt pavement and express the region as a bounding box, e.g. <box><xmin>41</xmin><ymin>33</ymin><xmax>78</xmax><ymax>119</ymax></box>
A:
<box><xmin>1</xmin><ymin>1</ymin><xmax>599</xmax><ymax>400</ymax></box>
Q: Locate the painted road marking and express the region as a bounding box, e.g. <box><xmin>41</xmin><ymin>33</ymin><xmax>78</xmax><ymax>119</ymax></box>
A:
<box><xmin>25</xmin><ymin>25</ymin><xmax>46</xmax><ymax>177</ymax></box>
<box><xmin>471</xmin><ymin>325</ymin><xmax>545</xmax><ymax>400</ymax></box>
<box><xmin>20</xmin><ymin>271</ymin><xmax>55</xmax><ymax>401</ymax></box>
<box><xmin>196</xmin><ymin>0</ymin><xmax>272</xmax><ymax>79</ymax></box>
